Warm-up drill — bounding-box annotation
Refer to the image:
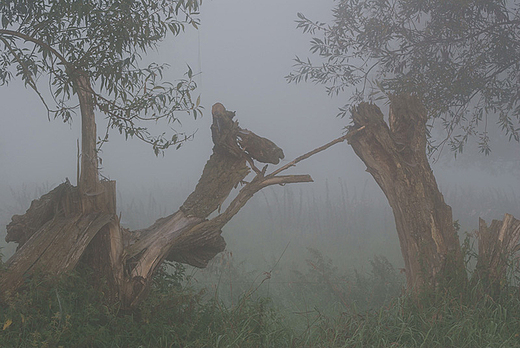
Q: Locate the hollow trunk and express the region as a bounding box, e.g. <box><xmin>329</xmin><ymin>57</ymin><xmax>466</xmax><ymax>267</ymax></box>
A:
<box><xmin>346</xmin><ymin>95</ymin><xmax>465</xmax><ymax>291</ymax></box>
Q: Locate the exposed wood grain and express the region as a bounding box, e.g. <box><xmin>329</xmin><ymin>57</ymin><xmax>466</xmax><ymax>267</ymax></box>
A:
<box><xmin>346</xmin><ymin>95</ymin><xmax>464</xmax><ymax>291</ymax></box>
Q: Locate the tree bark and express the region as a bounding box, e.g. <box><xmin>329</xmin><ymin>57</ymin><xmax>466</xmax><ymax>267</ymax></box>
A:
<box><xmin>346</xmin><ymin>95</ymin><xmax>465</xmax><ymax>291</ymax></box>
<box><xmin>2</xmin><ymin>103</ymin><xmax>347</xmax><ymax>308</ymax></box>
<box><xmin>476</xmin><ymin>214</ymin><xmax>520</xmax><ymax>295</ymax></box>
<box><xmin>75</xmin><ymin>74</ymin><xmax>98</xmax><ymax>194</ymax></box>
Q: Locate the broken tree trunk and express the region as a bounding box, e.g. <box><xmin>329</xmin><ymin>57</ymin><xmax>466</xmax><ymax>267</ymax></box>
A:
<box><xmin>2</xmin><ymin>103</ymin><xmax>347</xmax><ymax>308</ymax></box>
<box><xmin>346</xmin><ymin>94</ymin><xmax>465</xmax><ymax>292</ymax></box>
<box><xmin>475</xmin><ymin>214</ymin><xmax>520</xmax><ymax>295</ymax></box>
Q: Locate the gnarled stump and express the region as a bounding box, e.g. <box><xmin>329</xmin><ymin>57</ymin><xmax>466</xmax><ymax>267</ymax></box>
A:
<box><xmin>346</xmin><ymin>95</ymin><xmax>465</xmax><ymax>291</ymax></box>
<box><xmin>2</xmin><ymin>180</ymin><xmax>116</xmax><ymax>296</ymax></box>
<box><xmin>1</xmin><ymin>102</ymin><xmax>324</xmax><ymax>308</ymax></box>
<box><xmin>476</xmin><ymin>214</ymin><xmax>520</xmax><ymax>295</ymax></box>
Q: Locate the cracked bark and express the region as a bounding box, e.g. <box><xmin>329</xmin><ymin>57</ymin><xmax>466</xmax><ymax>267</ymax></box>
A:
<box><xmin>2</xmin><ymin>102</ymin><xmax>349</xmax><ymax>308</ymax></box>
<box><xmin>346</xmin><ymin>95</ymin><xmax>465</xmax><ymax>291</ymax></box>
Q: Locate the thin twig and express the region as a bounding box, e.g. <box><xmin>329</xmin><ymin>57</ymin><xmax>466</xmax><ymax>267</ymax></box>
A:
<box><xmin>267</xmin><ymin>133</ymin><xmax>349</xmax><ymax>178</ymax></box>
<box><xmin>0</xmin><ymin>36</ymin><xmax>54</xmax><ymax>117</ymax></box>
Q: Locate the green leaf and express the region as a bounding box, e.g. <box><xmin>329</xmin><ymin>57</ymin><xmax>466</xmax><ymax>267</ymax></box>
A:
<box><xmin>1</xmin><ymin>0</ymin><xmax>202</xmax><ymax>153</ymax></box>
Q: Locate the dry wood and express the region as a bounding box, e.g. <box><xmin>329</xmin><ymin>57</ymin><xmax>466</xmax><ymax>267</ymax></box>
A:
<box><xmin>1</xmin><ymin>102</ymin><xmax>343</xmax><ymax>308</ymax></box>
<box><xmin>346</xmin><ymin>95</ymin><xmax>464</xmax><ymax>291</ymax></box>
<box><xmin>2</xmin><ymin>212</ymin><xmax>114</xmax><ymax>295</ymax></box>
<box><xmin>476</xmin><ymin>214</ymin><xmax>520</xmax><ymax>293</ymax></box>
<box><xmin>268</xmin><ymin>133</ymin><xmax>349</xmax><ymax>177</ymax></box>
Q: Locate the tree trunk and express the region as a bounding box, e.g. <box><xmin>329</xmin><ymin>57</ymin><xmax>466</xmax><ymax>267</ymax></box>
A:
<box><xmin>346</xmin><ymin>95</ymin><xmax>465</xmax><ymax>291</ymax></box>
<box><xmin>2</xmin><ymin>103</ymin><xmax>348</xmax><ymax>308</ymax></box>
<box><xmin>476</xmin><ymin>214</ymin><xmax>520</xmax><ymax>295</ymax></box>
<box><xmin>75</xmin><ymin>74</ymin><xmax>99</xmax><ymax>196</ymax></box>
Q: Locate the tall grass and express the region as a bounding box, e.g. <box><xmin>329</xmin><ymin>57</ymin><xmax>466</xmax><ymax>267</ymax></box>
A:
<box><xmin>2</xmin><ymin>180</ymin><xmax>520</xmax><ymax>347</ymax></box>
<box><xmin>0</xmin><ymin>262</ymin><xmax>295</xmax><ymax>347</ymax></box>
<box><xmin>3</xmin><ymin>245</ymin><xmax>520</xmax><ymax>347</ymax></box>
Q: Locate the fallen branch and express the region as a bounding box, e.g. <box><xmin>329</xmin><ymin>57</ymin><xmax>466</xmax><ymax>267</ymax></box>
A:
<box><xmin>1</xmin><ymin>102</ymin><xmax>348</xmax><ymax>308</ymax></box>
<box><xmin>268</xmin><ymin>133</ymin><xmax>349</xmax><ymax>177</ymax></box>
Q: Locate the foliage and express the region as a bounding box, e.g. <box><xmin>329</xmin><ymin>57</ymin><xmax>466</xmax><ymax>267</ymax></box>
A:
<box><xmin>304</xmin><ymin>286</ymin><xmax>520</xmax><ymax>347</ymax></box>
<box><xmin>289</xmin><ymin>248</ymin><xmax>402</xmax><ymax>314</ymax></box>
<box><xmin>294</xmin><ymin>237</ymin><xmax>520</xmax><ymax>347</ymax></box>
<box><xmin>287</xmin><ymin>0</ymin><xmax>520</xmax><ymax>154</ymax></box>
<box><xmin>0</xmin><ymin>262</ymin><xmax>294</xmax><ymax>347</ymax></box>
<box><xmin>3</xmin><ymin>245</ymin><xmax>520</xmax><ymax>347</ymax></box>
<box><xmin>2</xmin><ymin>182</ymin><xmax>520</xmax><ymax>346</ymax></box>
<box><xmin>0</xmin><ymin>0</ymin><xmax>202</xmax><ymax>154</ymax></box>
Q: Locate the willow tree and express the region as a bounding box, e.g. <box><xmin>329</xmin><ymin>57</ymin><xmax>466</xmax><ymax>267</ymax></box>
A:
<box><xmin>1</xmin><ymin>0</ymin><xmax>203</xmax><ymax>194</ymax></box>
<box><xmin>288</xmin><ymin>0</ymin><xmax>520</xmax><ymax>293</ymax></box>
<box><xmin>0</xmin><ymin>0</ymin><xmax>201</xmax><ymax>304</ymax></box>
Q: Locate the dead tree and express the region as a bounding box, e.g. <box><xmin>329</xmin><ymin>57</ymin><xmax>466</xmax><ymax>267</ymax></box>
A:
<box><xmin>1</xmin><ymin>103</ymin><xmax>346</xmax><ymax>308</ymax></box>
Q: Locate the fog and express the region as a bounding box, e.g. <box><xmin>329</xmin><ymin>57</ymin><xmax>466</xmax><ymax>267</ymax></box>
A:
<box><xmin>1</xmin><ymin>0</ymin><xmax>519</xmax><ymax>269</ymax></box>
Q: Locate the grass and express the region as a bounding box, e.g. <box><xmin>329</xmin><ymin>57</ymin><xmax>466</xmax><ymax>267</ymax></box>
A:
<box><xmin>0</xmin><ymin>262</ymin><xmax>294</xmax><ymax>347</ymax></box>
<box><xmin>1</xmin><ymin>180</ymin><xmax>520</xmax><ymax>347</ymax></box>
<box><xmin>3</xmin><ymin>249</ymin><xmax>520</xmax><ymax>347</ymax></box>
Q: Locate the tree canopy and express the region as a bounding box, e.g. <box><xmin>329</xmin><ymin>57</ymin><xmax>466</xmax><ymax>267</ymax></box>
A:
<box><xmin>287</xmin><ymin>0</ymin><xmax>520</xmax><ymax>155</ymax></box>
<box><xmin>0</xmin><ymin>0</ymin><xmax>202</xmax><ymax>155</ymax></box>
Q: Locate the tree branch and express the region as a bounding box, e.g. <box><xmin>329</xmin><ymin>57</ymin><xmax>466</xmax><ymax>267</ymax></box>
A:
<box><xmin>0</xmin><ymin>36</ymin><xmax>54</xmax><ymax>118</ymax></box>
<box><xmin>0</xmin><ymin>29</ymin><xmax>71</xmax><ymax>68</ymax></box>
<box><xmin>267</xmin><ymin>133</ymin><xmax>349</xmax><ymax>177</ymax></box>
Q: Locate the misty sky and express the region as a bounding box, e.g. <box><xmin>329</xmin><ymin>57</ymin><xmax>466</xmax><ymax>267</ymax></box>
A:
<box><xmin>0</xmin><ymin>0</ymin><xmax>518</xmax><ymax>223</ymax></box>
<box><xmin>0</xmin><ymin>0</ymin><xmax>358</xmax><ymax>193</ymax></box>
